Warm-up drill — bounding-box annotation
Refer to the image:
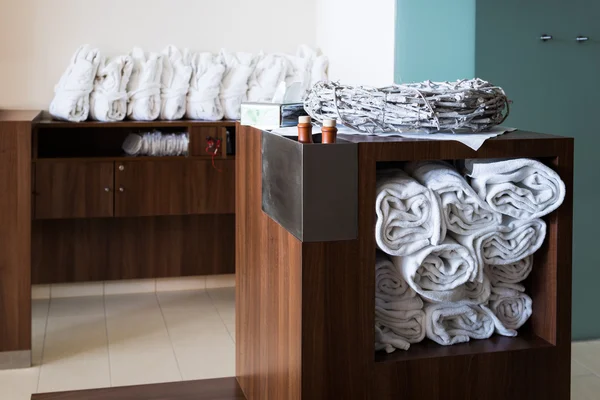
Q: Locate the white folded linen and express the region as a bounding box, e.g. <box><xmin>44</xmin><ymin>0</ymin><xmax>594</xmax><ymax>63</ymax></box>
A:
<box><xmin>464</xmin><ymin>158</ymin><xmax>566</xmax><ymax>220</ymax></box>
<box><xmin>487</xmin><ymin>286</ymin><xmax>533</xmax><ymax>336</ymax></box>
<box><xmin>488</xmin><ymin>255</ymin><xmax>533</xmax><ymax>286</ymax></box>
<box><xmin>50</xmin><ymin>44</ymin><xmax>101</xmax><ymax>122</ymax></box>
<box><xmin>127</xmin><ymin>48</ymin><xmax>163</xmax><ymax>121</ymax></box>
<box><xmin>460</xmin><ymin>273</ymin><xmax>492</xmax><ymax>305</ymax></box>
<box><xmin>160</xmin><ymin>45</ymin><xmax>192</xmax><ymax>120</ymax></box>
<box><xmin>453</xmin><ymin>218</ymin><xmax>546</xmax><ymax>268</ymax></box>
<box><xmin>406</xmin><ymin>161</ymin><xmax>502</xmax><ymax>235</ymax></box>
<box><xmin>296</xmin><ymin>45</ymin><xmax>329</xmax><ymax>87</ymax></box>
<box><xmin>375</xmin><ymin>308</ymin><xmax>426</xmax><ymax>352</ymax></box>
<box><xmin>186</xmin><ymin>52</ymin><xmax>226</xmax><ymax>121</ymax></box>
<box><xmin>89</xmin><ymin>55</ymin><xmax>133</xmax><ymax>122</ymax></box>
<box><xmin>220</xmin><ymin>50</ymin><xmax>256</xmax><ymax>119</ymax></box>
<box><xmin>391</xmin><ymin>238</ymin><xmax>477</xmax><ymax>303</ymax></box>
<box><xmin>246</xmin><ymin>53</ymin><xmax>288</xmax><ymax>102</ymax></box>
<box><xmin>376</xmin><ymin>169</ymin><xmax>445</xmax><ymax>256</ymax></box>
<box><xmin>375</xmin><ymin>252</ymin><xmax>414</xmax><ymax>301</ymax></box>
<box><xmin>425</xmin><ymin>303</ymin><xmax>494</xmax><ymax>346</ymax></box>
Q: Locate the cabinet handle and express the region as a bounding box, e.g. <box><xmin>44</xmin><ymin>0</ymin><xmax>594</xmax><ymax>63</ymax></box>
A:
<box><xmin>118</xmin><ymin>165</ymin><xmax>125</xmax><ymax>171</ymax></box>
<box><xmin>104</xmin><ymin>187</ymin><xmax>110</xmax><ymax>192</ymax></box>
<box><xmin>540</xmin><ymin>34</ymin><xmax>553</xmax><ymax>42</ymax></box>
<box><xmin>576</xmin><ymin>36</ymin><xmax>589</xmax><ymax>42</ymax></box>
<box><xmin>119</xmin><ymin>187</ymin><xmax>125</xmax><ymax>192</ymax></box>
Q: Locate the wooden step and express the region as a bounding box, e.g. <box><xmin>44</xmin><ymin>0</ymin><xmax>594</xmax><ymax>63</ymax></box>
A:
<box><xmin>31</xmin><ymin>377</ymin><xmax>246</xmax><ymax>400</ymax></box>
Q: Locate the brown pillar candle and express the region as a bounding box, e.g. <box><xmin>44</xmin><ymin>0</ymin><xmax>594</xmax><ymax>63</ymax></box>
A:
<box><xmin>321</xmin><ymin>119</ymin><xmax>338</xmax><ymax>144</ymax></box>
<box><xmin>297</xmin><ymin>116</ymin><xmax>313</xmax><ymax>143</ymax></box>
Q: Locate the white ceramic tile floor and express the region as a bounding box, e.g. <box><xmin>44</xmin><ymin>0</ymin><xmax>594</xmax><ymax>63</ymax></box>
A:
<box><xmin>2</xmin><ymin>288</ymin><xmax>600</xmax><ymax>399</ymax></box>
<box><xmin>0</xmin><ymin>287</ymin><xmax>236</xmax><ymax>400</ymax></box>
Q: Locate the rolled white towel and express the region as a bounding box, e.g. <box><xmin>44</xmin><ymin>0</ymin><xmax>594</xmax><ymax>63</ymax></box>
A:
<box><xmin>375</xmin><ymin>308</ymin><xmax>426</xmax><ymax>352</ymax></box>
<box><xmin>464</xmin><ymin>158</ymin><xmax>566</xmax><ymax>220</ymax></box>
<box><xmin>89</xmin><ymin>55</ymin><xmax>133</xmax><ymax>122</ymax></box>
<box><xmin>50</xmin><ymin>44</ymin><xmax>101</xmax><ymax>122</ymax></box>
<box><xmin>127</xmin><ymin>48</ymin><xmax>163</xmax><ymax>121</ymax></box>
<box><xmin>487</xmin><ymin>286</ymin><xmax>533</xmax><ymax>336</ymax></box>
<box><xmin>186</xmin><ymin>52</ymin><xmax>226</xmax><ymax>121</ymax></box>
<box><xmin>460</xmin><ymin>273</ymin><xmax>492</xmax><ymax>305</ymax></box>
<box><xmin>425</xmin><ymin>303</ymin><xmax>494</xmax><ymax>346</ymax></box>
<box><xmin>160</xmin><ymin>45</ymin><xmax>193</xmax><ymax>120</ymax></box>
<box><xmin>487</xmin><ymin>255</ymin><xmax>533</xmax><ymax>290</ymax></box>
<box><xmin>376</xmin><ymin>169</ymin><xmax>445</xmax><ymax>256</ymax></box>
<box><xmin>220</xmin><ymin>49</ymin><xmax>257</xmax><ymax>119</ymax></box>
<box><xmin>453</xmin><ymin>218</ymin><xmax>546</xmax><ymax>267</ymax></box>
<box><xmin>406</xmin><ymin>161</ymin><xmax>502</xmax><ymax>235</ymax></box>
<box><xmin>375</xmin><ymin>253</ymin><xmax>414</xmax><ymax>301</ymax></box>
<box><xmin>246</xmin><ymin>53</ymin><xmax>288</xmax><ymax>102</ymax></box>
<box><xmin>391</xmin><ymin>238</ymin><xmax>477</xmax><ymax>303</ymax></box>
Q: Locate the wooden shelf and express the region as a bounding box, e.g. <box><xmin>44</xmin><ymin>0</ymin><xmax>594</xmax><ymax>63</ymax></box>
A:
<box><xmin>375</xmin><ymin>333</ymin><xmax>553</xmax><ymax>363</ymax></box>
<box><xmin>34</xmin><ymin>155</ymin><xmax>231</xmax><ymax>163</ymax></box>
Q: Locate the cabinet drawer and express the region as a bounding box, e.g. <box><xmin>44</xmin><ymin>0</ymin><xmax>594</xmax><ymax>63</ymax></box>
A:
<box><xmin>35</xmin><ymin>161</ymin><xmax>114</xmax><ymax>219</ymax></box>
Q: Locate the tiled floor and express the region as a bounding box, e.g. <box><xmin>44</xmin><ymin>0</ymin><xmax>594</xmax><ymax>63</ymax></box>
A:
<box><xmin>2</xmin><ymin>288</ymin><xmax>600</xmax><ymax>399</ymax></box>
<box><xmin>0</xmin><ymin>288</ymin><xmax>235</xmax><ymax>399</ymax></box>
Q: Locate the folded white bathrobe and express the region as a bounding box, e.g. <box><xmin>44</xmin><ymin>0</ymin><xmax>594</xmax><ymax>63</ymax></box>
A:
<box><xmin>425</xmin><ymin>303</ymin><xmax>494</xmax><ymax>346</ymax></box>
<box><xmin>453</xmin><ymin>218</ymin><xmax>546</xmax><ymax>268</ymax></box>
<box><xmin>89</xmin><ymin>55</ymin><xmax>133</xmax><ymax>122</ymax></box>
<box><xmin>50</xmin><ymin>44</ymin><xmax>101</xmax><ymax>122</ymax></box>
<box><xmin>296</xmin><ymin>45</ymin><xmax>329</xmax><ymax>87</ymax></box>
<box><xmin>406</xmin><ymin>161</ymin><xmax>502</xmax><ymax>235</ymax></box>
<box><xmin>220</xmin><ymin>50</ymin><xmax>256</xmax><ymax>119</ymax></box>
<box><xmin>246</xmin><ymin>53</ymin><xmax>288</xmax><ymax>102</ymax></box>
<box><xmin>127</xmin><ymin>48</ymin><xmax>163</xmax><ymax>121</ymax></box>
<box><xmin>487</xmin><ymin>286</ymin><xmax>533</xmax><ymax>336</ymax></box>
<box><xmin>488</xmin><ymin>255</ymin><xmax>533</xmax><ymax>287</ymax></box>
<box><xmin>392</xmin><ymin>238</ymin><xmax>477</xmax><ymax>303</ymax></box>
<box><xmin>186</xmin><ymin>52</ymin><xmax>226</xmax><ymax>121</ymax></box>
<box><xmin>376</xmin><ymin>169</ymin><xmax>445</xmax><ymax>256</ymax></box>
<box><xmin>160</xmin><ymin>45</ymin><xmax>192</xmax><ymax>121</ymax></box>
<box><xmin>464</xmin><ymin>158</ymin><xmax>566</xmax><ymax>220</ymax></box>
<box><xmin>375</xmin><ymin>308</ymin><xmax>426</xmax><ymax>352</ymax></box>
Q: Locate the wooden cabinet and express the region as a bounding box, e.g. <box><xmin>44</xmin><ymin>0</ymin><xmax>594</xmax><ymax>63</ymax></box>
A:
<box><xmin>35</xmin><ymin>161</ymin><xmax>114</xmax><ymax>219</ymax></box>
<box><xmin>189</xmin><ymin>159</ymin><xmax>235</xmax><ymax>214</ymax></box>
<box><xmin>114</xmin><ymin>161</ymin><xmax>189</xmax><ymax>217</ymax></box>
<box><xmin>114</xmin><ymin>159</ymin><xmax>235</xmax><ymax>217</ymax></box>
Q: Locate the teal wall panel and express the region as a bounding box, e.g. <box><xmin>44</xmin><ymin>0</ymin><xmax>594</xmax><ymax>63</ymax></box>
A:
<box><xmin>394</xmin><ymin>0</ymin><xmax>476</xmax><ymax>83</ymax></box>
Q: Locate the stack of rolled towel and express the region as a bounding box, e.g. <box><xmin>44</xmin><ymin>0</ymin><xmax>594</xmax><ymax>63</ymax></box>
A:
<box><xmin>374</xmin><ymin>158</ymin><xmax>565</xmax><ymax>351</ymax></box>
<box><xmin>50</xmin><ymin>44</ymin><xmax>329</xmax><ymax>123</ymax></box>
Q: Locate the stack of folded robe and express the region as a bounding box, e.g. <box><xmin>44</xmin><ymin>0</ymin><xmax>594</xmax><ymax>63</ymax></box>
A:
<box><xmin>126</xmin><ymin>47</ymin><xmax>163</xmax><ymax>121</ymax></box>
<box><xmin>160</xmin><ymin>45</ymin><xmax>192</xmax><ymax>121</ymax></box>
<box><xmin>50</xmin><ymin>45</ymin><xmax>101</xmax><ymax>122</ymax></box>
<box><xmin>375</xmin><ymin>158</ymin><xmax>565</xmax><ymax>351</ymax></box>
<box><xmin>219</xmin><ymin>50</ymin><xmax>257</xmax><ymax>120</ymax></box>
<box><xmin>89</xmin><ymin>55</ymin><xmax>133</xmax><ymax>122</ymax></box>
<box><xmin>186</xmin><ymin>52</ymin><xmax>226</xmax><ymax>121</ymax></box>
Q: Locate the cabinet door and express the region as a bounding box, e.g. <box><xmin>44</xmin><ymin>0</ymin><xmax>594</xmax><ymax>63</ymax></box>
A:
<box><xmin>35</xmin><ymin>161</ymin><xmax>114</xmax><ymax>219</ymax></box>
<box><xmin>189</xmin><ymin>159</ymin><xmax>235</xmax><ymax>214</ymax></box>
<box><xmin>114</xmin><ymin>161</ymin><xmax>189</xmax><ymax>217</ymax></box>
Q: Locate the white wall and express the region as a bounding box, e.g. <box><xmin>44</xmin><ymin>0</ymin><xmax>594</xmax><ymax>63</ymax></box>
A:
<box><xmin>0</xmin><ymin>0</ymin><xmax>396</xmax><ymax>110</ymax></box>
<box><xmin>0</xmin><ymin>0</ymin><xmax>317</xmax><ymax>109</ymax></box>
<box><xmin>315</xmin><ymin>0</ymin><xmax>396</xmax><ymax>87</ymax></box>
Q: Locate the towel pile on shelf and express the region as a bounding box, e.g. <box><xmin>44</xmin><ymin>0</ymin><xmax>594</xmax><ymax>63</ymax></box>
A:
<box><xmin>121</xmin><ymin>131</ymin><xmax>189</xmax><ymax>157</ymax></box>
<box><xmin>49</xmin><ymin>44</ymin><xmax>329</xmax><ymax>122</ymax></box>
<box><xmin>374</xmin><ymin>158</ymin><xmax>565</xmax><ymax>351</ymax></box>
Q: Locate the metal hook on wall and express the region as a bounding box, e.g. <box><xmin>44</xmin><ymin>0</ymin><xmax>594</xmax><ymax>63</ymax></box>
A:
<box><xmin>576</xmin><ymin>36</ymin><xmax>589</xmax><ymax>43</ymax></box>
<box><xmin>540</xmin><ymin>34</ymin><xmax>553</xmax><ymax>42</ymax></box>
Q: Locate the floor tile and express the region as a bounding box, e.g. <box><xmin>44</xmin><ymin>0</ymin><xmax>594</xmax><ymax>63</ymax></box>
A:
<box><xmin>104</xmin><ymin>279</ymin><xmax>155</xmax><ymax>295</ymax></box>
<box><xmin>573</xmin><ymin>359</ymin><xmax>594</xmax><ymax>377</ymax></box>
<box><xmin>32</xmin><ymin>285</ymin><xmax>50</xmax><ymax>300</ymax></box>
<box><xmin>572</xmin><ymin>340</ymin><xmax>600</xmax><ymax>376</ymax></box>
<box><xmin>51</xmin><ymin>282</ymin><xmax>103</xmax><ymax>298</ymax></box>
<box><xmin>158</xmin><ymin>291</ymin><xmax>223</xmax><ymax>327</ymax></box>
<box><xmin>156</xmin><ymin>276</ymin><xmax>205</xmax><ymax>292</ymax></box>
<box><xmin>106</xmin><ymin>293</ymin><xmax>182</xmax><ymax>387</ymax></box>
<box><xmin>48</xmin><ymin>296</ymin><xmax>105</xmax><ymax>318</ymax></box>
<box><xmin>172</xmin><ymin>333</ymin><xmax>235</xmax><ymax>380</ymax></box>
<box><xmin>572</xmin><ymin>375</ymin><xmax>600</xmax><ymax>400</ymax></box>
<box><xmin>205</xmin><ymin>274</ymin><xmax>235</xmax><ymax>289</ymax></box>
<box><xmin>0</xmin><ymin>367</ymin><xmax>40</xmax><ymax>400</ymax></box>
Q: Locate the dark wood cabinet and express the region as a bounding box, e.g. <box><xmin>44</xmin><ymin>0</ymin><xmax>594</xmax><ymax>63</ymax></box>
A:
<box><xmin>114</xmin><ymin>159</ymin><xmax>235</xmax><ymax>217</ymax></box>
<box><xmin>189</xmin><ymin>159</ymin><xmax>235</xmax><ymax>214</ymax></box>
<box><xmin>35</xmin><ymin>161</ymin><xmax>114</xmax><ymax>219</ymax></box>
<box><xmin>114</xmin><ymin>160</ymin><xmax>189</xmax><ymax>217</ymax></box>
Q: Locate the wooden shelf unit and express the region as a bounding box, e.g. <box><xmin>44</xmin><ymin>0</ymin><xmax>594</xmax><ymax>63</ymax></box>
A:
<box><xmin>236</xmin><ymin>126</ymin><xmax>574</xmax><ymax>400</ymax></box>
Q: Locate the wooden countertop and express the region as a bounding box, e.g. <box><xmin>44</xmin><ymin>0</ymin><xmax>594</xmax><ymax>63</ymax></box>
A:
<box><xmin>0</xmin><ymin>110</ymin><xmax>42</xmax><ymax>122</ymax></box>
